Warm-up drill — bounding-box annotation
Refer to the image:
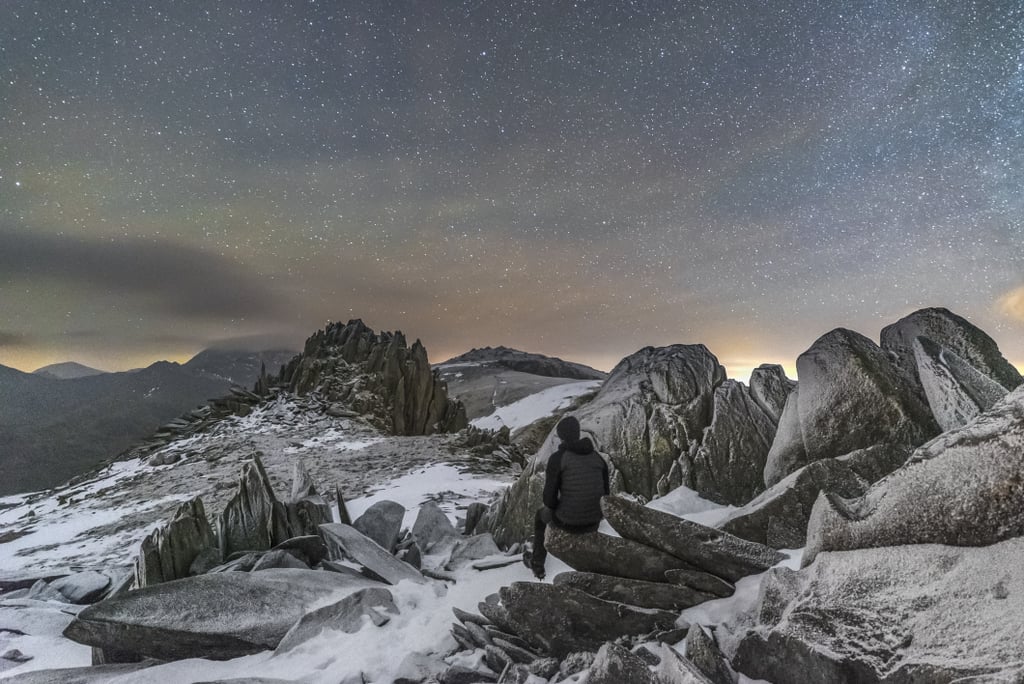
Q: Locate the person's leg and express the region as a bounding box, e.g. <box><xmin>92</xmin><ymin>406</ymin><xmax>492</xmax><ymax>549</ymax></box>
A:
<box><xmin>531</xmin><ymin>507</ymin><xmax>552</xmax><ymax>578</ymax></box>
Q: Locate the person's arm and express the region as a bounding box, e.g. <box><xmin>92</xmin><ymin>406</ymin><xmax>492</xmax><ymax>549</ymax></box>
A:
<box><xmin>543</xmin><ymin>449</ymin><xmax>563</xmax><ymax>509</ymax></box>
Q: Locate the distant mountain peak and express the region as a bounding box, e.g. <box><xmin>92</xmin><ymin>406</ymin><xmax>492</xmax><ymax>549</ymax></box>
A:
<box><xmin>438</xmin><ymin>347</ymin><xmax>606</xmax><ymax>381</ymax></box>
<box><xmin>32</xmin><ymin>362</ymin><xmax>106</xmax><ymax>380</ymax></box>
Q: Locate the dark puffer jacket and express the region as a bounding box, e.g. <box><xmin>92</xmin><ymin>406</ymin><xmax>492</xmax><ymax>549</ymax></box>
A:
<box><xmin>543</xmin><ymin>417</ymin><xmax>610</xmax><ymax>528</ymax></box>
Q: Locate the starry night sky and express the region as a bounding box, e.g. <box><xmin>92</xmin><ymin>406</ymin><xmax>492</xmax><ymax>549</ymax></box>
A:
<box><xmin>2</xmin><ymin>1</ymin><xmax>1023</xmax><ymax>377</ymax></box>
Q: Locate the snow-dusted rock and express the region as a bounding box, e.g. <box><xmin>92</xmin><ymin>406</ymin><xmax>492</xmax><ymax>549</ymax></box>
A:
<box><xmin>602</xmin><ymin>496</ymin><xmax>785</xmax><ymax>582</ymax></box>
<box><xmin>717</xmin><ymin>458</ymin><xmax>867</xmax><ymax>549</ymax></box>
<box><xmin>412</xmin><ymin>500</ymin><xmax>459</xmax><ymax>554</ymax></box>
<box><xmin>913</xmin><ymin>336</ymin><xmax>1008</xmax><ymax>431</ymax></box>
<box><xmin>499</xmin><ymin>582</ymin><xmax>679</xmax><ymax>658</ymax></box>
<box><xmin>483</xmin><ymin>344</ymin><xmax>726</xmax><ymax>545</ymax></box>
<box><xmin>748</xmin><ymin>363</ymin><xmax>796</xmax><ymax>424</ymax></box>
<box><xmin>274</xmin><ymin>587</ymin><xmax>397</xmax><ymax>652</ymax></box>
<box><xmin>834</xmin><ymin>443</ymin><xmax>911</xmax><ymax>484</ymax></box>
<box><xmin>763</xmin><ymin>328</ymin><xmax>938</xmax><ymax>487</ymax></box>
<box><xmin>135</xmin><ymin>497</ymin><xmax>216</xmax><ymax>588</ymax></box>
<box><xmin>0</xmin><ymin>663</ymin><xmax>157</xmax><ymax>682</ymax></box>
<box><xmin>250</xmin><ymin>549</ymin><xmax>309</xmax><ymax>571</ymax></box>
<box><xmin>552</xmin><ymin>571</ymin><xmax>720</xmax><ymax>610</ymax></box>
<box><xmin>445</xmin><ymin>534</ymin><xmax>501</xmax><ymax>570</ymax></box>
<box><xmin>649</xmin><ymin>642</ymin><xmax>716</xmax><ymax>684</ymax></box>
<box><xmin>217</xmin><ymin>455</ymin><xmax>291</xmax><ymax>559</ymax></box>
<box><xmin>544</xmin><ymin>525</ymin><xmax>696</xmax><ymax>583</ymax></box>
<box><xmin>587</xmin><ymin>642</ymin><xmax>656</xmax><ymax>684</ymax></box>
<box><xmin>352</xmin><ymin>500</ymin><xmax>405</xmax><ymax>553</ymax></box>
<box><xmin>48</xmin><ymin>572</ymin><xmax>110</xmax><ymax>605</ymax></box>
<box><xmin>685</xmin><ymin>624</ymin><xmax>735</xmax><ymax>684</ymax></box>
<box><xmin>727</xmin><ymin>539</ymin><xmax>1024</xmax><ymax>683</ymax></box>
<box><xmin>690</xmin><ymin>380</ymin><xmax>776</xmax><ymax>505</ymax></box>
<box><xmin>761</xmin><ymin>388</ymin><xmax>806</xmax><ymax>488</ymax></box>
<box><xmin>63</xmin><ymin>569</ymin><xmax>381</xmax><ymax>661</ymax></box>
<box><xmin>319</xmin><ymin>522</ymin><xmax>428</xmax><ymax>585</ymax></box>
<box><xmin>803</xmin><ymin>386</ymin><xmax>1024</xmax><ymax>566</ymax></box>
<box><xmin>881</xmin><ymin>307</ymin><xmax>1023</xmax><ymax>393</ymax></box>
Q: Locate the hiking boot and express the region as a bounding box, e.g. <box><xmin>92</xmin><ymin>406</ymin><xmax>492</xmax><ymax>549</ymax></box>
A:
<box><xmin>522</xmin><ymin>548</ymin><xmax>545</xmax><ymax>580</ymax></box>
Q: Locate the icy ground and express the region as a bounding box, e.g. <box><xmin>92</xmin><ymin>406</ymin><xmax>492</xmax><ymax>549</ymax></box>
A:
<box><xmin>470</xmin><ymin>380</ymin><xmax>601</xmax><ymax>432</ymax></box>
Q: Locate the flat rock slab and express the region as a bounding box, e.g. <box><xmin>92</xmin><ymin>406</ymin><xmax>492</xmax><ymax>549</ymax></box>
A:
<box><xmin>63</xmin><ymin>569</ymin><xmax>380</xmax><ymax>661</ymax></box>
<box><xmin>663</xmin><ymin>569</ymin><xmax>735</xmax><ymax>598</ymax></box>
<box><xmin>319</xmin><ymin>523</ymin><xmax>428</xmax><ymax>585</ymax></box>
<box><xmin>276</xmin><ymin>587</ymin><xmax>397</xmax><ymax>652</ymax></box>
<box><xmin>602</xmin><ymin>496</ymin><xmax>785</xmax><ymax>582</ymax></box>
<box><xmin>500</xmin><ymin>581</ymin><xmax>680</xmax><ymax>658</ymax></box>
<box><xmin>729</xmin><ymin>538</ymin><xmax>1024</xmax><ymax>684</ymax></box>
<box><xmin>553</xmin><ymin>571</ymin><xmax>720</xmax><ymax>611</ymax></box>
<box><xmin>545</xmin><ymin>525</ymin><xmax>696</xmax><ymax>583</ymax></box>
<box><xmin>1</xmin><ymin>663</ymin><xmax>156</xmax><ymax>683</ymax></box>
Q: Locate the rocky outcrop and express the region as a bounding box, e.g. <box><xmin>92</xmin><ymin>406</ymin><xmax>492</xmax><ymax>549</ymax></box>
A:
<box><xmin>913</xmin><ymin>336</ymin><xmax>1009</xmax><ymax>431</ymax></box>
<box><xmin>275</xmin><ymin>319</ymin><xmax>467</xmax><ymax>435</ymax></box>
<box><xmin>63</xmin><ymin>569</ymin><xmax>381</xmax><ymax>661</ymax></box>
<box><xmin>282</xmin><ymin>461</ymin><xmax>333</xmax><ymax>538</ymax></box>
<box><xmin>602</xmin><ymin>496</ymin><xmax>785</xmax><ymax>582</ymax></box>
<box><xmin>319</xmin><ymin>523</ymin><xmax>429</xmax><ymax>585</ymax></box>
<box><xmin>438</xmin><ymin>346</ymin><xmax>607</xmax><ymax>381</ymax></box>
<box><xmin>553</xmin><ymin>571</ymin><xmax>721</xmax><ymax>610</ymax></box>
<box><xmin>690</xmin><ymin>380</ymin><xmax>777</xmax><ymax>505</ymax></box>
<box><xmin>725</xmin><ymin>539</ymin><xmax>1024</xmax><ymax>683</ymax></box>
<box><xmin>717</xmin><ymin>458</ymin><xmax>868</xmax><ymax>549</ymax></box>
<box><xmin>275</xmin><ymin>587</ymin><xmax>398</xmax><ymax>652</ymax></box>
<box><xmin>134</xmin><ymin>497</ymin><xmax>216</xmax><ymax>588</ymax></box>
<box><xmin>880</xmin><ymin>307</ymin><xmax>1023</xmax><ymax>394</ymax></box>
<box><xmin>498</xmin><ymin>582</ymin><xmax>679</xmax><ymax>658</ymax></box>
<box><xmin>217</xmin><ymin>455</ymin><xmax>291</xmax><ymax>559</ymax></box>
<box><xmin>482</xmin><ymin>344</ymin><xmax>727</xmax><ymax>545</ymax></box>
<box><xmin>763</xmin><ymin>328</ymin><xmax>938</xmax><ymax>487</ymax></box>
<box><xmin>544</xmin><ymin>525</ymin><xmax>696</xmax><ymax>583</ymax></box>
<box><xmin>685</xmin><ymin>624</ymin><xmax>736</xmax><ymax>684</ymax></box>
<box><xmin>748</xmin><ymin>364</ymin><xmax>796</xmax><ymax>424</ymax></box>
<box><xmin>803</xmin><ymin>385</ymin><xmax>1024</xmax><ymax>566</ymax></box>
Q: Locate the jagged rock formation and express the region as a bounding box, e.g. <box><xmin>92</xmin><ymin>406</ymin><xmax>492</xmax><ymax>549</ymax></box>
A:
<box><xmin>912</xmin><ymin>336</ymin><xmax>1009</xmax><ymax>431</ymax></box>
<box><xmin>803</xmin><ymin>384</ymin><xmax>1024</xmax><ymax>566</ymax></box>
<box><xmin>748</xmin><ymin>363</ymin><xmax>796</xmax><ymax>423</ymax></box>
<box><xmin>217</xmin><ymin>455</ymin><xmax>292</xmax><ymax>559</ymax></box>
<box><xmin>880</xmin><ymin>307</ymin><xmax>1023</xmax><ymax>394</ymax></box>
<box><xmin>717</xmin><ymin>458</ymin><xmax>868</xmax><ymax>548</ymax></box>
<box><xmin>763</xmin><ymin>328</ymin><xmax>938</xmax><ymax>487</ymax></box>
<box><xmin>724</xmin><ymin>538</ymin><xmax>1024</xmax><ymax>683</ymax></box>
<box><xmin>275</xmin><ymin>319</ymin><xmax>467</xmax><ymax>435</ymax></box>
<box><xmin>134</xmin><ymin>497</ymin><xmax>216</xmax><ymax>588</ymax></box>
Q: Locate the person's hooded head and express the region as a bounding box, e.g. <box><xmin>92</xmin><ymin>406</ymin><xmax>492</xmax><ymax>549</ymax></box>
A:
<box><xmin>555</xmin><ymin>416</ymin><xmax>593</xmax><ymax>454</ymax></box>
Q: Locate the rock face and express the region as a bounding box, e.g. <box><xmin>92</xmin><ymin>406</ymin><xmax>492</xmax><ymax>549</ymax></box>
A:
<box><xmin>727</xmin><ymin>539</ymin><xmax>1024</xmax><ymax>684</ymax></box>
<box><xmin>217</xmin><ymin>455</ymin><xmax>291</xmax><ymax>559</ymax></box>
<box><xmin>319</xmin><ymin>522</ymin><xmax>428</xmax><ymax>585</ymax></box>
<box><xmin>544</xmin><ymin>525</ymin><xmax>696</xmax><ymax>583</ymax></box>
<box><xmin>602</xmin><ymin>496</ymin><xmax>785</xmax><ymax>582</ymax></box>
<box><xmin>438</xmin><ymin>346</ymin><xmax>607</xmax><ymax>381</ymax></box>
<box><xmin>274</xmin><ymin>319</ymin><xmax>467</xmax><ymax>435</ymax></box>
<box><xmin>352</xmin><ymin>500</ymin><xmax>405</xmax><ymax>553</ymax></box>
<box><xmin>690</xmin><ymin>380</ymin><xmax>777</xmax><ymax>505</ymax></box>
<box><xmin>499</xmin><ymin>582</ymin><xmax>679</xmax><ymax>658</ymax></box>
<box><xmin>763</xmin><ymin>328</ymin><xmax>938</xmax><ymax>487</ymax></box>
<box><xmin>135</xmin><ymin>497</ymin><xmax>216</xmax><ymax>588</ymax></box>
<box><xmin>483</xmin><ymin>344</ymin><xmax>727</xmax><ymax>545</ymax></box>
<box><xmin>552</xmin><ymin>571</ymin><xmax>720</xmax><ymax>611</ymax></box>
<box><xmin>63</xmin><ymin>569</ymin><xmax>381</xmax><ymax>661</ymax></box>
<box><xmin>912</xmin><ymin>336</ymin><xmax>1009</xmax><ymax>432</ymax></box>
<box><xmin>880</xmin><ymin>307</ymin><xmax>1023</xmax><ymax>394</ymax></box>
<box><xmin>803</xmin><ymin>385</ymin><xmax>1024</xmax><ymax>566</ymax></box>
<box><xmin>748</xmin><ymin>364</ymin><xmax>796</xmax><ymax>424</ymax></box>
<box><xmin>275</xmin><ymin>587</ymin><xmax>398</xmax><ymax>652</ymax></box>
<box><xmin>717</xmin><ymin>458</ymin><xmax>868</xmax><ymax>549</ymax></box>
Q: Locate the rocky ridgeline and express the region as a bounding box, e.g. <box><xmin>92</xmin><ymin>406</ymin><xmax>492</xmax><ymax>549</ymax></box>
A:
<box><xmin>439</xmin><ymin>346</ymin><xmax>607</xmax><ymax>381</ymax></box>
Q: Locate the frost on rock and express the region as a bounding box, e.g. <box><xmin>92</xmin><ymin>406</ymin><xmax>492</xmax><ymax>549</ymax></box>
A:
<box><xmin>913</xmin><ymin>336</ymin><xmax>1008</xmax><ymax>432</ymax></box>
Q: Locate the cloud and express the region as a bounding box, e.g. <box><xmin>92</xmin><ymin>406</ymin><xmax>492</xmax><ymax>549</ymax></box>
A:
<box><xmin>0</xmin><ymin>331</ymin><xmax>32</xmax><ymax>347</ymax></box>
<box><xmin>0</xmin><ymin>224</ymin><xmax>286</xmax><ymax>320</ymax></box>
<box><xmin>997</xmin><ymin>286</ymin><xmax>1024</xmax><ymax>322</ymax></box>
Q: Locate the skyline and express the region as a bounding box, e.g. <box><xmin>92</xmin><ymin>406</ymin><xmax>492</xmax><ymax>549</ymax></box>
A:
<box><xmin>3</xmin><ymin>2</ymin><xmax>1023</xmax><ymax>378</ymax></box>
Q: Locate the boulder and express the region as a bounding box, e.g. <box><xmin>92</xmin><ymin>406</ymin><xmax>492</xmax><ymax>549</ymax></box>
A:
<box><xmin>553</xmin><ymin>571</ymin><xmax>720</xmax><ymax>610</ymax></box>
<box><xmin>803</xmin><ymin>386</ymin><xmax>1024</xmax><ymax>566</ymax></box>
<box><xmin>250</xmin><ymin>550</ymin><xmax>309</xmax><ymax>571</ymax></box>
<box><xmin>748</xmin><ymin>364</ymin><xmax>796</xmax><ymax>424</ymax></box>
<box><xmin>412</xmin><ymin>501</ymin><xmax>458</xmax><ymax>554</ymax></box>
<box><xmin>727</xmin><ymin>539</ymin><xmax>1024</xmax><ymax>684</ymax></box>
<box><xmin>834</xmin><ymin>443</ymin><xmax>911</xmax><ymax>484</ymax></box>
<box><xmin>602</xmin><ymin>496</ymin><xmax>785</xmax><ymax>582</ymax></box>
<box><xmin>690</xmin><ymin>380</ymin><xmax>776</xmax><ymax>505</ymax></box>
<box><xmin>764</xmin><ymin>328</ymin><xmax>938</xmax><ymax>486</ymax></box>
<box><xmin>319</xmin><ymin>523</ymin><xmax>428</xmax><ymax>585</ymax></box>
<box><xmin>649</xmin><ymin>643</ymin><xmax>716</xmax><ymax>684</ymax></box>
<box><xmin>717</xmin><ymin>458</ymin><xmax>868</xmax><ymax>549</ymax></box>
<box><xmin>217</xmin><ymin>455</ymin><xmax>291</xmax><ymax>559</ymax></box>
<box><xmin>499</xmin><ymin>582</ymin><xmax>679</xmax><ymax>658</ymax></box>
<box><xmin>135</xmin><ymin>497</ymin><xmax>216</xmax><ymax>588</ymax></box>
<box><xmin>482</xmin><ymin>344</ymin><xmax>726</xmax><ymax>545</ymax></box>
<box><xmin>587</xmin><ymin>642</ymin><xmax>656</xmax><ymax>684</ymax></box>
<box><xmin>49</xmin><ymin>572</ymin><xmax>111</xmax><ymax>605</ymax></box>
<box><xmin>0</xmin><ymin>663</ymin><xmax>156</xmax><ymax>683</ymax></box>
<box><xmin>663</xmin><ymin>569</ymin><xmax>735</xmax><ymax>598</ymax></box>
<box><xmin>880</xmin><ymin>307</ymin><xmax>1023</xmax><ymax>393</ymax></box>
<box><xmin>352</xmin><ymin>500</ymin><xmax>406</xmax><ymax>553</ymax></box>
<box><xmin>544</xmin><ymin>525</ymin><xmax>697</xmax><ymax>583</ymax></box>
<box><xmin>288</xmin><ymin>460</ymin><xmax>317</xmax><ymax>501</ymax></box>
<box><xmin>445</xmin><ymin>534</ymin><xmax>501</xmax><ymax>570</ymax></box>
<box><xmin>63</xmin><ymin>569</ymin><xmax>380</xmax><ymax>661</ymax></box>
<box><xmin>275</xmin><ymin>587</ymin><xmax>397</xmax><ymax>652</ymax></box>
<box><xmin>269</xmin><ymin>535</ymin><xmax>328</xmax><ymax>566</ymax></box>
<box><xmin>685</xmin><ymin>625</ymin><xmax>735</xmax><ymax>684</ymax></box>
<box><xmin>760</xmin><ymin>389</ymin><xmax>806</xmax><ymax>489</ymax></box>
<box><xmin>463</xmin><ymin>502</ymin><xmax>488</xmax><ymax>535</ymax></box>
<box><xmin>283</xmin><ymin>494</ymin><xmax>333</xmax><ymax>538</ymax></box>
<box><xmin>913</xmin><ymin>336</ymin><xmax>1008</xmax><ymax>431</ymax></box>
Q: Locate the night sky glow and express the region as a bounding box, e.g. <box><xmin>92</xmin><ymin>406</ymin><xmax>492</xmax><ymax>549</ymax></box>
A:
<box><xmin>2</xmin><ymin>1</ymin><xmax>1023</xmax><ymax>377</ymax></box>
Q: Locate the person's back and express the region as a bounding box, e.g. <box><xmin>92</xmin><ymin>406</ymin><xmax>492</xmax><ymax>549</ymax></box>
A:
<box><xmin>526</xmin><ymin>416</ymin><xmax>609</xmax><ymax>578</ymax></box>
